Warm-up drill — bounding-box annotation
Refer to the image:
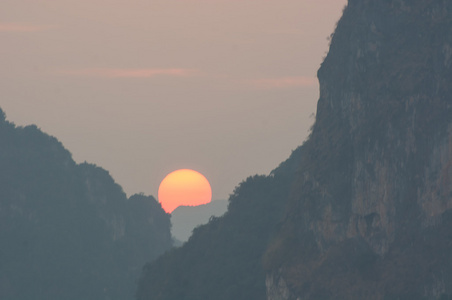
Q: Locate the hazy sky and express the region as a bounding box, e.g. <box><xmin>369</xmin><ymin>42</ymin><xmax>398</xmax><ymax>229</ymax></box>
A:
<box><xmin>1</xmin><ymin>0</ymin><xmax>346</xmax><ymax>201</ymax></box>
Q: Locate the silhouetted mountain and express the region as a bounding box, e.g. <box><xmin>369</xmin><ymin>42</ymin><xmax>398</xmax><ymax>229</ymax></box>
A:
<box><xmin>0</xmin><ymin>109</ymin><xmax>172</xmax><ymax>300</ymax></box>
<box><xmin>137</xmin><ymin>0</ymin><xmax>452</xmax><ymax>299</ymax></box>
<box><xmin>171</xmin><ymin>200</ymin><xmax>228</xmax><ymax>242</ymax></box>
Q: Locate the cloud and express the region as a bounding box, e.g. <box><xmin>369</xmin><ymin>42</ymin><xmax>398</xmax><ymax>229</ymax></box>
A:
<box><xmin>0</xmin><ymin>23</ymin><xmax>50</xmax><ymax>32</ymax></box>
<box><xmin>58</xmin><ymin>68</ymin><xmax>199</xmax><ymax>78</ymax></box>
<box><xmin>248</xmin><ymin>76</ymin><xmax>318</xmax><ymax>89</ymax></box>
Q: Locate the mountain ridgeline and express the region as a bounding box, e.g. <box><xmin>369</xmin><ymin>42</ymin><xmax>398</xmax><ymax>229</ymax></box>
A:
<box><xmin>0</xmin><ymin>109</ymin><xmax>172</xmax><ymax>300</ymax></box>
<box><xmin>137</xmin><ymin>0</ymin><xmax>452</xmax><ymax>299</ymax></box>
<box><xmin>171</xmin><ymin>199</ymin><xmax>228</xmax><ymax>243</ymax></box>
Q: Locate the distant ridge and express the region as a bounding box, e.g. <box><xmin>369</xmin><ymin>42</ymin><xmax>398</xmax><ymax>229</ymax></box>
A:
<box><xmin>171</xmin><ymin>199</ymin><xmax>228</xmax><ymax>242</ymax></box>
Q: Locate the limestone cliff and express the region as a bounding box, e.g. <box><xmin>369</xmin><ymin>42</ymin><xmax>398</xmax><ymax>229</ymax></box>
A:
<box><xmin>265</xmin><ymin>0</ymin><xmax>452</xmax><ymax>299</ymax></box>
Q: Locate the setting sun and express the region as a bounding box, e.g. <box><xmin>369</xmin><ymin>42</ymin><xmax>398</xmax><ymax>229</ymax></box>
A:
<box><xmin>158</xmin><ymin>169</ymin><xmax>212</xmax><ymax>213</ymax></box>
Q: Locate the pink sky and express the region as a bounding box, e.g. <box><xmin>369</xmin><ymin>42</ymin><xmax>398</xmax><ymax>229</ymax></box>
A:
<box><xmin>0</xmin><ymin>0</ymin><xmax>347</xmax><ymax>200</ymax></box>
<box><xmin>58</xmin><ymin>68</ymin><xmax>198</xmax><ymax>78</ymax></box>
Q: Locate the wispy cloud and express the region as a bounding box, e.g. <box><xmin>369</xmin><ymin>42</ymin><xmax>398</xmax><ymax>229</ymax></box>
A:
<box><xmin>0</xmin><ymin>23</ymin><xmax>50</xmax><ymax>32</ymax></box>
<box><xmin>248</xmin><ymin>76</ymin><xmax>318</xmax><ymax>89</ymax></box>
<box><xmin>58</xmin><ymin>68</ymin><xmax>199</xmax><ymax>78</ymax></box>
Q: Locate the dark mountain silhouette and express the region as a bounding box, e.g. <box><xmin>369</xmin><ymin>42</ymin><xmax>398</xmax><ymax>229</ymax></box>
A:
<box><xmin>0</xmin><ymin>109</ymin><xmax>172</xmax><ymax>300</ymax></box>
<box><xmin>171</xmin><ymin>199</ymin><xmax>228</xmax><ymax>243</ymax></box>
<box><xmin>137</xmin><ymin>0</ymin><xmax>452</xmax><ymax>299</ymax></box>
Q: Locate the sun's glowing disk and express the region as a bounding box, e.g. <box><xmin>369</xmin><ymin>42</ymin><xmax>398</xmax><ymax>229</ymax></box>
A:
<box><xmin>158</xmin><ymin>169</ymin><xmax>212</xmax><ymax>213</ymax></box>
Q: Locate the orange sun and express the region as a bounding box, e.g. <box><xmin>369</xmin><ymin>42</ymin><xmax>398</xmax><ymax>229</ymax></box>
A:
<box><xmin>158</xmin><ymin>169</ymin><xmax>212</xmax><ymax>213</ymax></box>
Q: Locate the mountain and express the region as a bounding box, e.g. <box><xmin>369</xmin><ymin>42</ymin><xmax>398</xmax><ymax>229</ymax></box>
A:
<box><xmin>137</xmin><ymin>0</ymin><xmax>452</xmax><ymax>299</ymax></box>
<box><xmin>171</xmin><ymin>200</ymin><xmax>228</xmax><ymax>242</ymax></box>
<box><xmin>0</xmin><ymin>109</ymin><xmax>172</xmax><ymax>300</ymax></box>
<box><xmin>265</xmin><ymin>0</ymin><xmax>452</xmax><ymax>298</ymax></box>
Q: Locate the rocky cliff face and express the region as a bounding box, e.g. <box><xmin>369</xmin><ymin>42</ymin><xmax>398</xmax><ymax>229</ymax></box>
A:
<box><xmin>266</xmin><ymin>0</ymin><xmax>452</xmax><ymax>299</ymax></box>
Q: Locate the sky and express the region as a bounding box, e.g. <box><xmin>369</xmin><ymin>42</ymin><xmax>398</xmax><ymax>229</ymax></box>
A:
<box><xmin>1</xmin><ymin>0</ymin><xmax>347</xmax><ymax>201</ymax></box>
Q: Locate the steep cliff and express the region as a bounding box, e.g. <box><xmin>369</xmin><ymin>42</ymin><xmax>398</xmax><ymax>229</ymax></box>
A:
<box><xmin>0</xmin><ymin>109</ymin><xmax>172</xmax><ymax>300</ymax></box>
<box><xmin>265</xmin><ymin>0</ymin><xmax>452</xmax><ymax>299</ymax></box>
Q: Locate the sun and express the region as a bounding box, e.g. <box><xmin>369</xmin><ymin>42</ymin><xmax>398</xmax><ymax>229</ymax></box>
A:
<box><xmin>158</xmin><ymin>169</ymin><xmax>212</xmax><ymax>213</ymax></box>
